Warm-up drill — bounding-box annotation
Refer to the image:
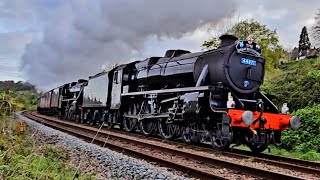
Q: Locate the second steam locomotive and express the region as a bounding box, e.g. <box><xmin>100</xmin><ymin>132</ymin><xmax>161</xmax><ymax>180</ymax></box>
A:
<box><xmin>37</xmin><ymin>35</ymin><xmax>300</xmax><ymax>153</ymax></box>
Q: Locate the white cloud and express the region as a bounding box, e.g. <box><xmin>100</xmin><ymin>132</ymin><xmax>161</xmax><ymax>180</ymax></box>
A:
<box><xmin>17</xmin><ymin>0</ymin><xmax>237</xmax><ymax>89</ymax></box>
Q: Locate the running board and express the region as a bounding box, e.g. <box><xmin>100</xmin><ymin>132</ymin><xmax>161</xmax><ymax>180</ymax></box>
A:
<box><xmin>121</xmin><ymin>86</ymin><xmax>210</xmax><ymax>96</ymax></box>
<box><xmin>124</xmin><ymin>113</ymin><xmax>170</xmax><ymax>120</ymax></box>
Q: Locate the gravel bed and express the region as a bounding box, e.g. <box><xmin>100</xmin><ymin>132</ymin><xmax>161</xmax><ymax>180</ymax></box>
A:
<box><xmin>90</xmin><ymin>131</ymin><xmax>255</xmax><ymax>179</ymax></box>
<box><xmin>16</xmin><ymin>112</ymin><xmax>193</xmax><ymax>180</ymax></box>
<box><xmin>104</xmin><ymin>127</ymin><xmax>319</xmax><ymax>179</ymax></box>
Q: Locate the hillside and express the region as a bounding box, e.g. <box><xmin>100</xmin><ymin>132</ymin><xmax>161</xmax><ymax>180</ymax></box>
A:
<box><xmin>262</xmin><ymin>58</ymin><xmax>320</xmax><ymax>111</ymax></box>
<box><xmin>0</xmin><ymin>81</ymin><xmax>37</xmax><ymax>92</ymax></box>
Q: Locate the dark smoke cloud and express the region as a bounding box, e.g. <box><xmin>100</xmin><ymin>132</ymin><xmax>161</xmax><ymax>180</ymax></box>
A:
<box><xmin>18</xmin><ymin>0</ymin><xmax>236</xmax><ymax>90</ymax></box>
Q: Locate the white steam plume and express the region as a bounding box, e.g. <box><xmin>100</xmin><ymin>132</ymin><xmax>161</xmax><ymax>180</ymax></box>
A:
<box><xmin>19</xmin><ymin>0</ymin><xmax>237</xmax><ymax>89</ymax></box>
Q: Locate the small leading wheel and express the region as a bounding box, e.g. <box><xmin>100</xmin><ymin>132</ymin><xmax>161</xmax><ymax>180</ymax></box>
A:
<box><xmin>246</xmin><ymin>142</ymin><xmax>268</xmax><ymax>153</ymax></box>
<box><xmin>245</xmin><ymin>133</ymin><xmax>269</xmax><ymax>153</ymax></box>
<box><xmin>211</xmin><ymin>129</ymin><xmax>230</xmax><ymax>151</ymax></box>
<box><xmin>123</xmin><ymin>103</ymin><xmax>137</xmax><ymax>132</ymax></box>
<box><xmin>181</xmin><ymin>123</ymin><xmax>197</xmax><ymax>144</ymax></box>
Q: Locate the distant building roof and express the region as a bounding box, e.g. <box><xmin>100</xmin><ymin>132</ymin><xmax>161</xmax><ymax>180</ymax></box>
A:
<box><xmin>290</xmin><ymin>47</ymin><xmax>320</xmax><ymax>60</ymax></box>
<box><xmin>307</xmin><ymin>47</ymin><xmax>320</xmax><ymax>58</ymax></box>
<box><xmin>291</xmin><ymin>47</ymin><xmax>299</xmax><ymax>60</ymax></box>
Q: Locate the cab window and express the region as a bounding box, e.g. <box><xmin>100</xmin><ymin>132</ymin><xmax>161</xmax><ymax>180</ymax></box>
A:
<box><xmin>113</xmin><ymin>71</ymin><xmax>119</xmax><ymax>84</ymax></box>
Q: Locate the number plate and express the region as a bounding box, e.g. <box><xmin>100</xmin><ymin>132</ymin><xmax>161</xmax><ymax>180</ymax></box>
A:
<box><xmin>241</xmin><ymin>58</ymin><xmax>256</xmax><ymax>66</ymax></box>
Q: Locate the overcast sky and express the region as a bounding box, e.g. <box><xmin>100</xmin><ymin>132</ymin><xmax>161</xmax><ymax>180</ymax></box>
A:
<box><xmin>0</xmin><ymin>0</ymin><xmax>319</xmax><ymax>90</ymax></box>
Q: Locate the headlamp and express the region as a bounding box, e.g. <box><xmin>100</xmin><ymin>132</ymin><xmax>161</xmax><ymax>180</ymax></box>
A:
<box><xmin>290</xmin><ymin>116</ymin><xmax>301</xmax><ymax>130</ymax></box>
<box><xmin>241</xmin><ymin>111</ymin><xmax>254</xmax><ymax>126</ymax></box>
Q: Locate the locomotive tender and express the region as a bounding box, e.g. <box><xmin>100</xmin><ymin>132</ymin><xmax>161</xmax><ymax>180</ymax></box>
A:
<box><xmin>37</xmin><ymin>35</ymin><xmax>300</xmax><ymax>153</ymax></box>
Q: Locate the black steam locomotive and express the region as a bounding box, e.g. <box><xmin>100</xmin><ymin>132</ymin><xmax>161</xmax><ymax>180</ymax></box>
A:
<box><xmin>37</xmin><ymin>35</ymin><xmax>300</xmax><ymax>153</ymax></box>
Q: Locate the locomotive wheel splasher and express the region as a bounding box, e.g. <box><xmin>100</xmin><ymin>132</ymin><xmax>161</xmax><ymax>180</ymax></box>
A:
<box><xmin>211</xmin><ymin>114</ymin><xmax>232</xmax><ymax>151</ymax></box>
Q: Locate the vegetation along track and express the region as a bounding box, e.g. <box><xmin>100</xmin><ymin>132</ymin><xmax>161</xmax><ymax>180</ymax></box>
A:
<box><xmin>22</xmin><ymin>111</ymin><xmax>319</xmax><ymax>180</ymax></box>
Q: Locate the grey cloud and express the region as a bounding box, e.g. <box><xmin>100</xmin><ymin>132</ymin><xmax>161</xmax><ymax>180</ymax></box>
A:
<box><xmin>17</xmin><ymin>0</ymin><xmax>237</xmax><ymax>89</ymax></box>
<box><xmin>0</xmin><ymin>32</ymin><xmax>32</xmax><ymax>81</ymax></box>
<box><xmin>238</xmin><ymin>0</ymin><xmax>319</xmax><ymax>47</ymax></box>
<box><xmin>0</xmin><ymin>32</ymin><xmax>32</xmax><ymax>56</ymax></box>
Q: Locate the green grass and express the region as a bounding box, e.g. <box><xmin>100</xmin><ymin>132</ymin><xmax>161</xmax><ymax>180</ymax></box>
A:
<box><xmin>233</xmin><ymin>145</ymin><xmax>320</xmax><ymax>161</ymax></box>
<box><xmin>0</xmin><ymin>89</ymin><xmax>95</xmax><ymax>179</ymax></box>
<box><xmin>266</xmin><ymin>146</ymin><xmax>320</xmax><ymax>161</ymax></box>
<box><xmin>0</xmin><ymin>147</ymin><xmax>90</xmax><ymax>179</ymax></box>
<box><xmin>0</xmin><ymin>116</ymin><xmax>95</xmax><ymax>179</ymax></box>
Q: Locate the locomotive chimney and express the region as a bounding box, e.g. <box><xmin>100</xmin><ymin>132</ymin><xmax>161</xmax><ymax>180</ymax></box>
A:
<box><xmin>219</xmin><ymin>34</ymin><xmax>238</xmax><ymax>47</ymax></box>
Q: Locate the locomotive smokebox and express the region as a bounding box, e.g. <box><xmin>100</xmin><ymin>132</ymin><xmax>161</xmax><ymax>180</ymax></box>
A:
<box><xmin>194</xmin><ymin>34</ymin><xmax>264</xmax><ymax>94</ymax></box>
<box><xmin>219</xmin><ymin>34</ymin><xmax>238</xmax><ymax>47</ymax></box>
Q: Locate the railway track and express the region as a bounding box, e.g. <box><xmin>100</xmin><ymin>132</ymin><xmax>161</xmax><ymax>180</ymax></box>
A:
<box><xmin>104</xmin><ymin>125</ymin><xmax>320</xmax><ymax>174</ymax></box>
<box><xmin>21</xmin><ymin>111</ymin><xmax>319</xmax><ymax>180</ymax></box>
<box><xmin>103</xmin><ymin>127</ymin><xmax>320</xmax><ymax>175</ymax></box>
<box><xmin>230</xmin><ymin>148</ymin><xmax>320</xmax><ymax>172</ymax></box>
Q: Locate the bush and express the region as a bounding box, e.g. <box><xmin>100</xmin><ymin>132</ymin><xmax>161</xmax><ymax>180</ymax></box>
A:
<box><xmin>0</xmin><ymin>91</ymin><xmax>38</xmax><ymax>111</ymax></box>
<box><xmin>281</xmin><ymin>104</ymin><xmax>320</xmax><ymax>152</ymax></box>
<box><xmin>261</xmin><ymin>59</ymin><xmax>320</xmax><ymax>158</ymax></box>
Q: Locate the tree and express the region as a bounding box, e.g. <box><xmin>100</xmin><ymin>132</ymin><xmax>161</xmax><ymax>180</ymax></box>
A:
<box><xmin>202</xmin><ymin>37</ymin><xmax>220</xmax><ymax>49</ymax></box>
<box><xmin>202</xmin><ymin>19</ymin><xmax>284</xmax><ymax>70</ymax></box>
<box><xmin>299</xmin><ymin>26</ymin><xmax>311</xmax><ymax>51</ymax></box>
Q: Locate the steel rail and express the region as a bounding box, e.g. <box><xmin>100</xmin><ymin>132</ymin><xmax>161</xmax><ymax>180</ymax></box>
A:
<box><xmin>230</xmin><ymin>148</ymin><xmax>320</xmax><ymax>171</ymax></box>
<box><xmin>89</xmin><ymin>122</ymin><xmax>320</xmax><ymax>175</ymax></box>
<box><xmin>22</xmin><ymin>111</ymin><xmax>308</xmax><ymax>180</ymax></box>
<box><xmin>103</xmin><ymin>119</ymin><xmax>320</xmax><ymax>174</ymax></box>
<box><xmin>23</xmin><ymin>112</ymin><xmax>227</xmax><ymax>180</ymax></box>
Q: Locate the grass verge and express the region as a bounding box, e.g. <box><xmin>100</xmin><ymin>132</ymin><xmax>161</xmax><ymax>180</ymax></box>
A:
<box><xmin>0</xmin><ymin>115</ymin><xmax>94</xmax><ymax>179</ymax></box>
<box><xmin>234</xmin><ymin>145</ymin><xmax>320</xmax><ymax>161</ymax></box>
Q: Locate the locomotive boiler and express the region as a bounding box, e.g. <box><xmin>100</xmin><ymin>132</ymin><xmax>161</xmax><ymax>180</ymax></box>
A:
<box><xmin>134</xmin><ymin>35</ymin><xmax>264</xmax><ymax>94</ymax></box>
<box><xmin>37</xmin><ymin>34</ymin><xmax>300</xmax><ymax>153</ymax></box>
